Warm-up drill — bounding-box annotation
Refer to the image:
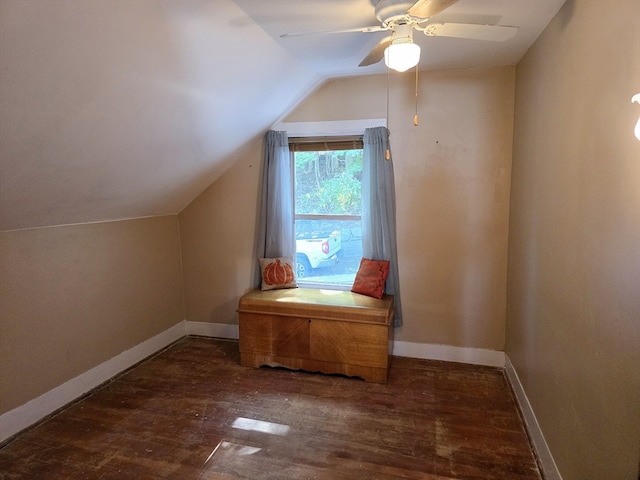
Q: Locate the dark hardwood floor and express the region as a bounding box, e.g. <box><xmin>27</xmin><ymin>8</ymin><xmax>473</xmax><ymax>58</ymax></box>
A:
<box><xmin>0</xmin><ymin>337</ymin><xmax>541</xmax><ymax>479</ymax></box>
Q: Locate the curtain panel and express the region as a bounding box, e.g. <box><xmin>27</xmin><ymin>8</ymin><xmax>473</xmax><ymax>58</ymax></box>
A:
<box><xmin>255</xmin><ymin>130</ymin><xmax>295</xmax><ymax>286</ymax></box>
<box><xmin>362</xmin><ymin>126</ymin><xmax>403</xmax><ymax>326</ymax></box>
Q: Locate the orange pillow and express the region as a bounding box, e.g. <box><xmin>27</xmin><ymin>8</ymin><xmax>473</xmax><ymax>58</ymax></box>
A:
<box><xmin>351</xmin><ymin>257</ymin><xmax>390</xmax><ymax>299</ymax></box>
<box><xmin>259</xmin><ymin>257</ymin><xmax>297</xmax><ymax>291</ymax></box>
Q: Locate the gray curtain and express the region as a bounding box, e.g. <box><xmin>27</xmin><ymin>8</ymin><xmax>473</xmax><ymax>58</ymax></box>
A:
<box><xmin>362</xmin><ymin>126</ymin><xmax>402</xmax><ymax>326</ymax></box>
<box><xmin>256</xmin><ymin>130</ymin><xmax>294</xmax><ymax>284</ymax></box>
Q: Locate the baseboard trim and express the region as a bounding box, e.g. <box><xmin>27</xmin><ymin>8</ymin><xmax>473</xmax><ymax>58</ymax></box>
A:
<box><xmin>393</xmin><ymin>341</ymin><xmax>506</xmax><ymax>368</ymax></box>
<box><xmin>186</xmin><ymin>321</ymin><xmax>239</xmax><ymax>339</ymax></box>
<box><xmin>0</xmin><ymin>321</ymin><xmax>188</xmax><ymax>444</ymax></box>
<box><xmin>505</xmin><ymin>355</ymin><xmax>563</xmax><ymax>480</ymax></box>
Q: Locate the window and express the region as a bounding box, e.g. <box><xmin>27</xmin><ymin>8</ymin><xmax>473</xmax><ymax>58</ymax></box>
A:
<box><xmin>290</xmin><ymin>136</ymin><xmax>363</xmax><ymax>288</ymax></box>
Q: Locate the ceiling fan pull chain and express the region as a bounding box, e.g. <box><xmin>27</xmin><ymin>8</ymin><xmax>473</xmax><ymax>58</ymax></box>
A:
<box><xmin>386</xmin><ymin>63</ymin><xmax>390</xmax><ymax>130</ymax></box>
<box><xmin>414</xmin><ymin>64</ymin><xmax>419</xmax><ymax>126</ymax></box>
<box><xmin>385</xmin><ymin>63</ymin><xmax>391</xmax><ymax>161</ymax></box>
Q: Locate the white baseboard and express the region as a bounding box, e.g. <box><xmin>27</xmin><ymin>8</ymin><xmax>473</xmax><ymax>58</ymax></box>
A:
<box><xmin>0</xmin><ymin>321</ymin><xmax>188</xmax><ymax>444</ymax></box>
<box><xmin>186</xmin><ymin>321</ymin><xmax>239</xmax><ymax>339</ymax></box>
<box><xmin>393</xmin><ymin>340</ymin><xmax>506</xmax><ymax>368</ymax></box>
<box><xmin>505</xmin><ymin>355</ymin><xmax>562</xmax><ymax>480</ymax></box>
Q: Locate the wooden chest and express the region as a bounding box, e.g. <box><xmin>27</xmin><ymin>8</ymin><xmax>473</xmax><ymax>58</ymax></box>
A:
<box><xmin>237</xmin><ymin>288</ymin><xmax>395</xmax><ymax>383</ymax></box>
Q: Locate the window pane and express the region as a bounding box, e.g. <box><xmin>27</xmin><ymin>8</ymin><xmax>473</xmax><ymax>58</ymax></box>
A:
<box><xmin>295</xmin><ymin>219</ymin><xmax>362</xmax><ymax>287</ymax></box>
<box><xmin>294</xmin><ymin>148</ymin><xmax>363</xmax><ymax>287</ymax></box>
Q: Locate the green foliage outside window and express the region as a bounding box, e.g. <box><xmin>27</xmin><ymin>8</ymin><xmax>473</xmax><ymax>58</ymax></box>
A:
<box><xmin>294</xmin><ymin>150</ymin><xmax>363</xmax><ymax>215</ymax></box>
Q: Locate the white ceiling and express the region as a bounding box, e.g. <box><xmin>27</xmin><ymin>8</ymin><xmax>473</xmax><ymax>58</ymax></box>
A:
<box><xmin>0</xmin><ymin>0</ymin><xmax>565</xmax><ymax>231</ymax></box>
<box><xmin>236</xmin><ymin>0</ymin><xmax>566</xmax><ymax>76</ymax></box>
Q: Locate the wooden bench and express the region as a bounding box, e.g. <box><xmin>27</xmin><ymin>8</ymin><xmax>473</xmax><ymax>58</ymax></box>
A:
<box><xmin>237</xmin><ymin>288</ymin><xmax>395</xmax><ymax>383</ymax></box>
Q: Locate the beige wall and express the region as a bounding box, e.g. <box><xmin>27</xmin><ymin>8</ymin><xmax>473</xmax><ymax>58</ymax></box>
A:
<box><xmin>0</xmin><ymin>216</ymin><xmax>184</xmax><ymax>414</ymax></box>
<box><xmin>180</xmin><ymin>139</ymin><xmax>263</xmax><ymax>324</ymax></box>
<box><xmin>507</xmin><ymin>0</ymin><xmax>640</xmax><ymax>478</ymax></box>
<box><xmin>180</xmin><ymin>67</ymin><xmax>515</xmax><ymax>351</ymax></box>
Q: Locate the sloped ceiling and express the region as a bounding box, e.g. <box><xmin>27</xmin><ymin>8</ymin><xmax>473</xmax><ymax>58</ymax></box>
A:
<box><xmin>0</xmin><ymin>0</ymin><xmax>564</xmax><ymax>231</ymax></box>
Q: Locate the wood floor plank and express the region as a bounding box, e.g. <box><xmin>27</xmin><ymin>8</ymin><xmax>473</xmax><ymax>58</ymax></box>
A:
<box><xmin>0</xmin><ymin>337</ymin><xmax>541</xmax><ymax>479</ymax></box>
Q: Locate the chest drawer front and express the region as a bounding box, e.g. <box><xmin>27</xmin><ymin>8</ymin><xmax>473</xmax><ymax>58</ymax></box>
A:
<box><xmin>239</xmin><ymin>313</ymin><xmax>310</xmax><ymax>358</ymax></box>
<box><xmin>310</xmin><ymin>319</ymin><xmax>389</xmax><ymax>368</ymax></box>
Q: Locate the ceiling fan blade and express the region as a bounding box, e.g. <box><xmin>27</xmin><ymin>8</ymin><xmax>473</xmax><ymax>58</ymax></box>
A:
<box><xmin>359</xmin><ymin>36</ymin><xmax>393</xmax><ymax>67</ymax></box>
<box><xmin>280</xmin><ymin>25</ymin><xmax>388</xmax><ymax>38</ymax></box>
<box><xmin>408</xmin><ymin>0</ymin><xmax>459</xmax><ymax>19</ymax></box>
<box><xmin>423</xmin><ymin>22</ymin><xmax>519</xmax><ymax>41</ymax></box>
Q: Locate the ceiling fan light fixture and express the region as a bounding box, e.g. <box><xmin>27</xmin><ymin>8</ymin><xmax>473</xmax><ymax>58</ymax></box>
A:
<box><xmin>384</xmin><ymin>40</ymin><xmax>421</xmax><ymax>72</ymax></box>
<box><xmin>383</xmin><ymin>24</ymin><xmax>420</xmax><ymax>72</ymax></box>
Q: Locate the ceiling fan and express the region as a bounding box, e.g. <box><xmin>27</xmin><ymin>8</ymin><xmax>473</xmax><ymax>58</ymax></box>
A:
<box><xmin>281</xmin><ymin>0</ymin><xmax>519</xmax><ymax>72</ymax></box>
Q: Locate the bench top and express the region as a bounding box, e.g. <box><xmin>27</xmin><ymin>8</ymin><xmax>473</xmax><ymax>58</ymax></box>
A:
<box><xmin>238</xmin><ymin>288</ymin><xmax>394</xmax><ymax>325</ymax></box>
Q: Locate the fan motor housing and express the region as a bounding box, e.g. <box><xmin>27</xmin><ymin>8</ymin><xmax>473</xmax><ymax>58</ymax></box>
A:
<box><xmin>375</xmin><ymin>0</ymin><xmax>416</xmax><ymax>25</ymax></box>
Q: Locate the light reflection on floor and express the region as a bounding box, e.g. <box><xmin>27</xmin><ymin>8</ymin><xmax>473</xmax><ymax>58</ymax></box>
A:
<box><xmin>200</xmin><ymin>417</ymin><xmax>291</xmax><ymax>476</ymax></box>
<box><xmin>231</xmin><ymin>417</ymin><xmax>290</xmax><ymax>436</ymax></box>
<box><xmin>201</xmin><ymin>439</ymin><xmax>263</xmax><ymax>478</ymax></box>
